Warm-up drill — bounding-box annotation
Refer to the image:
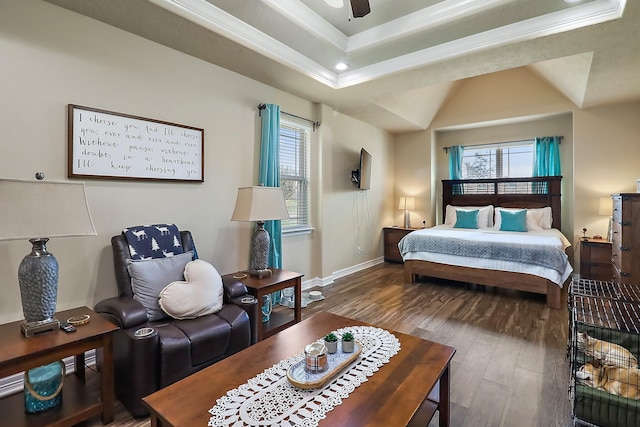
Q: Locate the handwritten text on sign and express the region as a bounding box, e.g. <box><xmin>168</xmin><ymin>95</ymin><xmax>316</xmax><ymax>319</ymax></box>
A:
<box><xmin>69</xmin><ymin>105</ymin><xmax>204</xmax><ymax>181</ymax></box>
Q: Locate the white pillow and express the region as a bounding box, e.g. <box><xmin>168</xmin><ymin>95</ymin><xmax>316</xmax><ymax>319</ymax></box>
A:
<box><xmin>159</xmin><ymin>260</ymin><xmax>224</xmax><ymax>320</ymax></box>
<box><xmin>494</xmin><ymin>207</ymin><xmax>553</xmax><ymax>230</ymax></box>
<box><xmin>445</xmin><ymin>205</ymin><xmax>494</xmax><ymax>228</ymax></box>
<box><xmin>531</xmin><ymin>207</ymin><xmax>553</xmax><ymax>229</ymax></box>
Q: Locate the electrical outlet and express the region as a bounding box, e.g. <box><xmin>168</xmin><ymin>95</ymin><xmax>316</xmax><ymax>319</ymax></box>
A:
<box><xmin>357</xmin><ymin>245</ymin><xmax>363</xmax><ymax>254</ymax></box>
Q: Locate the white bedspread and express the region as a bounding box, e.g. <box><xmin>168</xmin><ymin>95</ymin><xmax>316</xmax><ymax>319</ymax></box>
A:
<box><xmin>399</xmin><ymin>225</ymin><xmax>573</xmax><ymax>287</ymax></box>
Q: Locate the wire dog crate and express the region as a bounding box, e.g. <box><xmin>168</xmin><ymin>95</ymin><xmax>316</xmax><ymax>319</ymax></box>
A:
<box><xmin>569</xmin><ymin>278</ymin><xmax>640</xmax><ymax>427</ymax></box>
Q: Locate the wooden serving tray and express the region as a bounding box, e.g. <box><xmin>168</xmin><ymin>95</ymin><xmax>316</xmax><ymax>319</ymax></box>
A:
<box><xmin>287</xmin><ymin>342</ymin><xmax>362</xmax><ymax>389</ymax></box>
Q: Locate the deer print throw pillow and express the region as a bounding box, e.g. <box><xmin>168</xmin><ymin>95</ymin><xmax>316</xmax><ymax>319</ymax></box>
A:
<box><xmin>123</xmin><ymin>224</ymin><xmax>184</xmax><ymax>260</ymax></box>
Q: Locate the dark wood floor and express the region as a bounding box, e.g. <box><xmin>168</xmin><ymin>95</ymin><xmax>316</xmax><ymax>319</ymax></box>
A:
<box><xmin>82</xmin><ymin>262</ymin><xmax>572</xmax><ymax>427</ymax></box>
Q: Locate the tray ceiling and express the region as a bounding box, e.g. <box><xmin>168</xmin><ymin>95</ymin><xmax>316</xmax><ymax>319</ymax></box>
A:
<box><xmin>44</xmin><ymin>0</ymin><xmax>638</xmax><ymax>132</ymax></box>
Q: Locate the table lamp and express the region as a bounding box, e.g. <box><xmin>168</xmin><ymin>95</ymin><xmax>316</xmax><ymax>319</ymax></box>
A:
<box><xmin>0</xmin><ymin>176</ymin><xmax>96</xmax><ymax>337</ymax></box>
<box><xmin>231</xmin><ymin>186</ymin><xmax>289</xmax><ymax>277</ymax></box>
<box><xmin>399</xmin><ymin>196</ymin><xmax>415</xmax><ymax>228</ymax></box>
<box><xmin>599</xmin><ymin>197</ymin><xmax>613</xmax><ymax>242</ymax></box>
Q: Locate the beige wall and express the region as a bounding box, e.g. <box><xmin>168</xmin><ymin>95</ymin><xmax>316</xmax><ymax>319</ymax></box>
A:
<box><xmin>394</xmin><ymin>131</ymin><xmax>432</xmax><ymax>227</ymax></box>
<box><xmin>393</xmin><ymin>67</ymin><xmax>640</xmax><ymax>271</ymax></box>
<box><xmin>0</xmin><ymin>0</ymin><xmax>393</xmax><ymax>324</ymax></box>
<box><xmin>316</xmin><ymin>106</ymin><xmax>394</xmax><ymax>277</ymax></box>
<box><xmin>573</xmin><ymin>102</ymin><xmax>640</xmax><ymax>240</ymax></box>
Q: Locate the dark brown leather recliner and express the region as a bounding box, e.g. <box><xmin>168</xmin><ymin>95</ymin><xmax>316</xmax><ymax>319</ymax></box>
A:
<box><xmin>95</xmin><ymin>230</ymin><xmax>258</xmax><ymax>417</ymax></box>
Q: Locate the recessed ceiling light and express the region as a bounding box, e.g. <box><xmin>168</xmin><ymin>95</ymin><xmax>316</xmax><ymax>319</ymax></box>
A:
<box><xmin>563</xmin><ymin>0</ymin><xmax>584</xmax><ymax>3</ymax></box>
<box><xmin>335</xmin><ymin>62</ymin><xmax>350</xmax><ymax>71</ymax></box>
<box><xmin>324</xmin><ymin>0</ymin><xmax>344</xmax><ymax>8</ymax></box>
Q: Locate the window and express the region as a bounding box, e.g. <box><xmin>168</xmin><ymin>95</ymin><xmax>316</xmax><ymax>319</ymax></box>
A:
<box><xmin>279</xmin><ymin>118</ymin><xmax>311</xmax><ymax>232</ymax></box>
<box><xmin>461</xmin><ymin>140</ymin><xmax>534</xmax><ymax>179</ymax></box>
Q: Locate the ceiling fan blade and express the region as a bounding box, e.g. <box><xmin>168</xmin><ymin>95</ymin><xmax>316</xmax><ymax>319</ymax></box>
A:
<box><xmin>350</xmin><ymin>0</ymin><xmax>370</xmax><ymax>18</ymax></box>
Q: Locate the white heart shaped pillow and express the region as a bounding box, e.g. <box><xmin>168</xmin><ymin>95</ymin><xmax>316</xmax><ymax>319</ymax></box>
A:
<box><xmin>158</xmin><ymin>259</ymin><xmax>224</xmax><ymax>319</ymax></box>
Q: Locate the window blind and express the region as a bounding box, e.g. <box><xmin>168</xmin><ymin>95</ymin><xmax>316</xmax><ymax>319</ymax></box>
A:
<box><xmin>280</xmin><ymin>118</ymin><xmax>311</xmax><ymax>230</ymax></box>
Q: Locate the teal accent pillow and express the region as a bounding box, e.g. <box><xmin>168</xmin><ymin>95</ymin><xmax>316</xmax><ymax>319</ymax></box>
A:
<box><xmin>454</xmin><ymin>209</ymin><xmax>479</xmax><ymax>229</ymax></box>
<box><xmin>499</xmin><ymin>210</ymin><xmax>528</xmax><ymax>232</ymax></box>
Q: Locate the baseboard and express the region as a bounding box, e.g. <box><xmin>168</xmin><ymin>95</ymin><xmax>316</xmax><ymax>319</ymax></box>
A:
<box><xmin>332</xmin><ymin>257</ymin><xmax>384</xmax><ymax>281</ymax></box>
<box><xmin>0</xmin><ymin>349</ymin><xmax>96</xmax><ymax>398</ymax></box>
<box><xmin>301</xmin><ymin>257</ymin><xmax>384</xmax><ymax>290</ymax></box>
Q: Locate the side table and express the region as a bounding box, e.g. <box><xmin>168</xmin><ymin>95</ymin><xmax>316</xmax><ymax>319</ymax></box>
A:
<box><xmin>580</xmin><ymin>238</ymin><xmax>612</xmax><ymax>281</ymax></box>
<box><xmin>223</xmin><ymin>269</ymin><xmax>304</xmax><ymax>341</ymax></box>
<box><xmin>0</xmin><ymin>306</ymin><xmax>118</xmax><ymax>426</ymax></box>
<box><xmin>383</xmin><ymin>226</ymin><xmax>418</xmax><ymax>263</ymax></box>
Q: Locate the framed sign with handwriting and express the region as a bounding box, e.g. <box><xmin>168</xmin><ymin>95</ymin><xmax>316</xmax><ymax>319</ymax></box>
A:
<box><xmin>68</xmin><ymin>104</ymin><xmax>204</xmax><ymax>182</ymax></box>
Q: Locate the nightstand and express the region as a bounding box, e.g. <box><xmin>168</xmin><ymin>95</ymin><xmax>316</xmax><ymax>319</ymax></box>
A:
<box><xmin>580</xmin><ymin>238</ymin><xmax>612</xmax><ymax>281</ymax></box>
<box><xmin>383</xmin><ymin>227</ymin><xmax>418</xmax><ymax>263</ymax></box>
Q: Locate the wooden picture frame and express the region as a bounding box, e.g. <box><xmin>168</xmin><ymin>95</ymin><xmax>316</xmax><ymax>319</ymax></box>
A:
<box><xmin>68</xmin><ymin>104</ymin><xmax>204</xmax><ymax>182</ymax></box>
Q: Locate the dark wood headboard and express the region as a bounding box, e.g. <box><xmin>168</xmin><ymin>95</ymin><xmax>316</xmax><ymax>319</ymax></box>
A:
<box><xmin>442</xmin><ymin>176</ymin><xmax>562</xmax><ymax>229</ymax></box>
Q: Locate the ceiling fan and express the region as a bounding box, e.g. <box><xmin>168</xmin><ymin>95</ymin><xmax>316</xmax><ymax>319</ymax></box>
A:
<box><xmin>324</xmin><ymin>0</ymin><xmax>371</xmax><ymax>18</ymax></box>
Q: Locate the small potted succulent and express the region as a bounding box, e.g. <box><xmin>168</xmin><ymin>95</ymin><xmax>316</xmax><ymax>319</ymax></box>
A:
<box><xmin>341</xmin><ymin>331</ymin><xmax>355</xmax><ymax>353</ymax></box>
<box><xmin>324</xmin><ymin>332</ymin><xmax>338</xmax><ymax>354</ymax></box>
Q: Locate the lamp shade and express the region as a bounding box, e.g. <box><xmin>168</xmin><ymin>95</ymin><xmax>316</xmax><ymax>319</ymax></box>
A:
<box><xmin>231</xmin><ymin>186</ymin><xmax>290</xmax><ymax>222</ymax></box>
<box><xmin>0</xmin><ymin>178</ymin><xmax>96</xmax><ymax>241</ymax></box>
<box><xmin>598</xmin><ymin>197</ymin><xmax>613</xmax><ymax>216</ymax></box>
<box><xmin>398</xmin><ymin>197</ymin><xmax>415</xmax><ymax>211</ymax></box>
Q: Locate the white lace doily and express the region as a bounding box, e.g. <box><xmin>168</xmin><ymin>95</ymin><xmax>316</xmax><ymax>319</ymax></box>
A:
<box><xmin>208</xmin><ymin>325</ymin><xmax>401</xmax><ymax>427</ymax></box>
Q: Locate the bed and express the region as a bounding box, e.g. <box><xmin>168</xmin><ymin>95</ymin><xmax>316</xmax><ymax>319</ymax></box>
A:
<box><xmin>400</xmin><ymin>176</ymin><xmax>572</xmax><ymax>309</ymax></box>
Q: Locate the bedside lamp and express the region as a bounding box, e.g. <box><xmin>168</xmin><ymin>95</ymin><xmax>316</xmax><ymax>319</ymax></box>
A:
<box><xmin>398</xmin><ymin>197</ymin><xmax>415</xmax><ymax>228</ymax></box>
<box><xmin>0</xmin><ymin>177</ymin><xmax>96</xmax><ymax>337</ymax></box>
<box><xmin>231</xmin><ymin>186</ymin><xmax>289</xmax><ymax>277</ymax></box>
<box><xmin>599</xmin><ymin>197</ymin><xmax>613</xmax><ymax>242</ymax></box>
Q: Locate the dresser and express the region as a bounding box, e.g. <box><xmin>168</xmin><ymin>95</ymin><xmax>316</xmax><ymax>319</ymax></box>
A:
<box><xmin>579</xmin><ymin>238</ymin><xmax>612</xmax><ymax>281</ymax></box>
<box><xmin>611</xmin><ymin>193</ymin><xmax>640</xmax><ymax>284</ymax></box>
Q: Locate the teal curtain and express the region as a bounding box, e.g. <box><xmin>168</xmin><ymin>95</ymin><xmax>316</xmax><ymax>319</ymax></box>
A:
<box><xmin>533</xmin><ymin>136</ymin><xmax>561</xmax><ymax>177</ymax></box>
<box><xmin>448</xmin><ymin>145</ymin><xmax>464</xmax><ymax>194</ymax></box>
<box><xmin>448</xmin><ymin>145</ymin><xmax>464</xmax><ymax>179</ymax></box>
<box><xmin>259</xmin><ymin>104</ymin><xmax>283</xmax><ymax>269</ymax></box>
<box><xmin>533</xmin><ymin>136</ymin><xmax>561</xmax><ymax>193</ymax></box>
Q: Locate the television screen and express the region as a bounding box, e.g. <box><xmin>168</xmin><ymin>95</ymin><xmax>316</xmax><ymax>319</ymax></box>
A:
<box><xmin>358</xmin><ymin>148</ymin><xmax>372</xmax><ymax>190</ymax></box>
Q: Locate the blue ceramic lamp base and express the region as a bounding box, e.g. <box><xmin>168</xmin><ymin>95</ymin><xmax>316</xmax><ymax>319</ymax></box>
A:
<box><xmin>18</xmin><ymin>238</ymin><xmax>61</xmax><ymax>337</ymax></box>
<box><xmin>249</xmin><ymin>222</ymin><xmax>272</xmax><ymax>278</ymax></box>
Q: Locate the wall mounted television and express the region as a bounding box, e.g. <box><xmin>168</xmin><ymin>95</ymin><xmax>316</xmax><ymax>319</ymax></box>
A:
<box><xmin>351</xmin><ymin>148</ymin><xmax>372</xmax><ymax>190</ymax></box>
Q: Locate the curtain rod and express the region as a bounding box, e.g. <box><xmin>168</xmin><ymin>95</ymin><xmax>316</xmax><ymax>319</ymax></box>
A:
<box><xmin>443</xmin><ymin>136</ymin><xmax>564</xmax><ymax>152</ymax></box>
<box><xmin>258</xmin><ymin>103</ymin><xmax>320</xmax><ymax>131</ymax></box>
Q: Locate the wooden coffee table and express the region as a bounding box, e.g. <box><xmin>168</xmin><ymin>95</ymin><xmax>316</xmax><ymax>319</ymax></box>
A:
<box><xmin>144</xmin><ymin>312</ymin><xmax>455</xmax><ymax>427</ymax></box>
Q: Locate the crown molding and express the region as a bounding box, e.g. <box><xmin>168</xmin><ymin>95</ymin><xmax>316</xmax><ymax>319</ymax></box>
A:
<box><xmin>261</xmin><ymin>0</ymin><xmax>348</xmax><ymax>50</ymax></box>
<box><xmin>147</xmin><ymin>0</ymin><xmax>339</xmax><ymax>86</ymax></box>
<box><xmin>149</xmin><ymin>0</ymin><xmax>627</xmax><ymax>89</ymax></box>
<box><xmin>338</xmin><ymin>0</ymin><xmax>627</xmax><ymax>87</ymax></box>
<box><xmin>346</xmin><ymin>0</ymin><xmax>513</xmax><ymax>52</ymax></box>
